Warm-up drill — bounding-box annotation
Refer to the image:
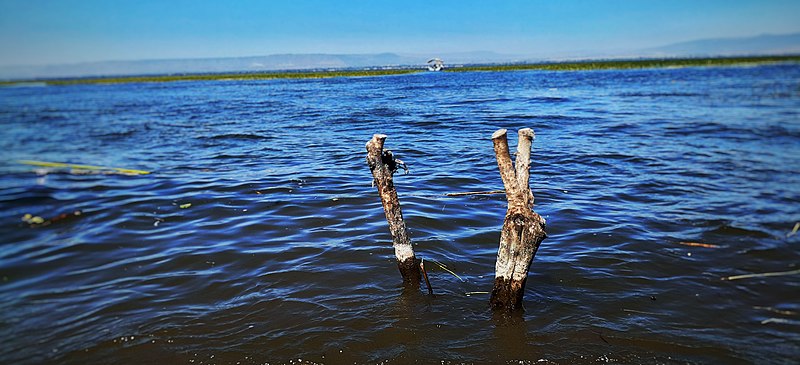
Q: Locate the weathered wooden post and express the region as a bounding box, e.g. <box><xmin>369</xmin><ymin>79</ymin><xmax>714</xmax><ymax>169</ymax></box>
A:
<box><xmin>490</xmin><ymin>128</ymin><xmax>547</xmax><ymax>310</ymax></box>
<box><xmin>366</xmin><ymin>134</ymin><xmax>421</xmax><ymax>286</ymax></box>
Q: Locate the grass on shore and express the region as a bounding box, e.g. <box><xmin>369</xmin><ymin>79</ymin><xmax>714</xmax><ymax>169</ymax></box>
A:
<box><xmin>1</xmin><ymin>69</ymin><xmax>424</xmax><ymax>86</ymax></box>
<box><xmin>445</xmin><ymin>55</ymin><xmax>800</xmax><ymax>72</ymax></box>
<box><xmin>2</xmin><ymin>55</ymin><xmax>798</xmax><ymax>86</ymax></box>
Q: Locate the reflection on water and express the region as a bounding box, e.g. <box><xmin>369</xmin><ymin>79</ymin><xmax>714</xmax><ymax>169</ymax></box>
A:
<box><xmin>1</xmin><ymin>64</ymin><xmax>799</xmax><ymax>364</ymax></box>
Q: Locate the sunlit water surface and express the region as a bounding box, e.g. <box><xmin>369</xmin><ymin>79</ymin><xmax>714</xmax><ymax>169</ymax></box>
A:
<box><xmin>1</xmin><ymin>65</ymin><xmax>799</xmax><ymax>364</ymax></box>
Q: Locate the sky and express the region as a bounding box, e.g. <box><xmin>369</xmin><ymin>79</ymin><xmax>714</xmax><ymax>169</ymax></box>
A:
<box><xmin>0</xmin><ymin>0</ymin><xmax>799</xmax><ymax>66</ymax></box>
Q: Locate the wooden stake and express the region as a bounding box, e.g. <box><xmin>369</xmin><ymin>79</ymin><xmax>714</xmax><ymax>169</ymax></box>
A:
<box><xmin>490</xmin><ymin>128</ymin><xmax>547</xmax><ymax>311</ymax></box>
<box><xmin>366</xmin><ymin>134</ymin><xmax>421</xmax><ymax>286</ymax></box>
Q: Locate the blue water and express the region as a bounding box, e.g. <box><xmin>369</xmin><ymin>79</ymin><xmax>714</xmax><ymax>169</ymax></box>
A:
<box><xmin>1</xmin><ymin>65</ymin><xmax>799</xmax><ymax>364</ymax></box>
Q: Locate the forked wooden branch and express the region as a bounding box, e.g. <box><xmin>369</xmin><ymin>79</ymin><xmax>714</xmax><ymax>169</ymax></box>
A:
<box><xmin>515</xmin><ymin>128</ymin><xmax>535</xmax><ymax>208</ymax></box>
<box><xmin>490</xmin><ymin>128</ymin><xmax>547</xmax><ymax>311</ymax></box>
<box><xmin>366</xmin><ymin>134</ymin><xmax>421</xmax><ymax>286</ymax></box>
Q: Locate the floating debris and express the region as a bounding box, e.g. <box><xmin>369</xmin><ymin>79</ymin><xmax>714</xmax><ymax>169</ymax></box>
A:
<box><xmin>753</xmin><ymin>306</ymin><xmax>798</xmax><ymax>316</ymax></box>
<box><xmin>22</xmin><ymin>214</ymin><xmax>44</xmax><ymax>225</ymax></box>
<box><xmin>723</xmin><ymin>268</ymin><xmax>800</xmax><ymax>281</ymax></box>
<box><xmin>22</xmin><ymin>210</ymin><xmax>82</xmax><ymax>227</ymax></box>
<box><xmin>464</xmin><ymin>291</ymin><xmax>489</xmax><ymax>296</ymax></box>
<box><xmin>678</xmin><ymin>241</ymin><xmax>719</xmax><ymax>248</ymax></box>
<box><xmin>444</xmin><ymin>190</ymin><xmax>505</xmax><ymax>197</ymax></box>
<box><xmin>179</xmin><ymin>203</ymin><xmax>192</xmax><ymax>209</ymax></box>
<box><xmin>787</xmin><ymin>222</ymin><xmax>800</xmax><ymax>238</ymax></box>
<box><xmin>761</xmin><ymin>318</ymin><xmax>800</xmax><ymax>325</ymax></box>
<box><xmin>18</xmin><ymin>160</ymin><xmax>149</xmax><ymax>175</ymax></box>
<box><xmin>429</xmin><ymin>259</ymin><xmax>465</xmax><ymax>282</ymax></box>
<box><xmin>622</xmin><ymin>308</ymin><xmax>659</xmax><ymax>315</ymax></box>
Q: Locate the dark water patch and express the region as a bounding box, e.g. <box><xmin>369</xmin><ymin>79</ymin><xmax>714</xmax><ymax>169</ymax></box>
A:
<box><xmin>28</xmin><ymin>112</ymin><xmax>71</xmax><ymax>123</ymax></box>
<box><xmin>211</xmin><ymin>153</ymin><xmax>259</xmax><ymax>160</ymax></box>
<box><xmin>445</xmin><ymin>96</ymin><xmax>515</xmax><ymax>105</ymax></box>
<box><xmin>527</xmin><ymin>96</ymin><xmax>571</xmax><ymax>103</ymax></box>
<box><xmin>202</xmin><ymin>133</ymin><xmax>273</xmax><ymax>141</ymax></box>
<box><xmin>367</xmin><ymin>107</ymin><xmax>403</xmax><ymax>117</ymax></box>
<box><xmin>90</xmin><ymin>128</ymin><xmax>138</xmax><ymax>140</ymax></box>
<box><xmin>406</xmin><ymin>119</ymin><xmax>444</xmax><ymax>128</ymax></box>
<box><xmin>703</xmin><ymin>220</ymin><xmax>774</xmax><ymax>239</ymax></box>
<box><xmin>619</xmin><ymin>91</ymin><xmax>705</xmax><ymax>98</ymax></box>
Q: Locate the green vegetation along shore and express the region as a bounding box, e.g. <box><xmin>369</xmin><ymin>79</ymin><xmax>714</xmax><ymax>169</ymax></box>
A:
<box><xmin>2</xmin><ymin>55</ymin><xmax>798</xmax><ymax>86</ymax></box>
<box><xmin>1</xmin><ymin>69</ymin><xmax>423</xmax><ymax>86</ymax></box>
<box><xmin>445</xmin><ymin>55</ymin><xmax>800</xmax><ymax>72</ymax></box>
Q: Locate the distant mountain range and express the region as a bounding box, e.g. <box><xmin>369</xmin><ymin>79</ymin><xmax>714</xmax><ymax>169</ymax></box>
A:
<box><xmin>1</xmin><ymin>33</ymin><xmax>799</xmax><ymax>80</ymax></box>
<box><xmin>646</xmin><ymin>33</ymin><xmax>800</xmax><ymax>57</ymax></box>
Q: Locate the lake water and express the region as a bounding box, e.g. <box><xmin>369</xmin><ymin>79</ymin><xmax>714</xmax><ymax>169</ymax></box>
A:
<box><xmin>1</xmin><ymin>64</ymin><xmax>799</xmax><ymax>364</ymax></box>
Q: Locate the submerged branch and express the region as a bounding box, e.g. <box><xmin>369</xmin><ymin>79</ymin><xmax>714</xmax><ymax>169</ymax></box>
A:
<box><xmin>420</xmin><ymin>259</ymin><xmax>433</xmax><ymax>295</ymax></box>
<box><xmin>444</xmin><ymin>190</ymin><xmax>506</xmax><ymax>197</ymax></box>
<box><xmin>429</xmin><ymin>259</ymin><xmax>465</xmax><ymax>282</ymax></box>
<box><xmin>723</xmin><ymin>268</ymin><xmax>800</xmax><ymax>281</ymax></box>
<box><xmin>677</xmin><ymin>241</ymin><xmax>719</xmax><ymax>248</ymax></box>
<box><xmin>754</xmin><ymin>306</ymin><xmax>798</xmax><ymax>316</ymax></box>
<box><xmin>787</xmin><ymin>222</ymin><xmax>800</xmax><ymax>238</ymax></box>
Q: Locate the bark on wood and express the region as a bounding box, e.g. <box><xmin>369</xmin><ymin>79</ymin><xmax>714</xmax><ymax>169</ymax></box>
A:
<box><xmin>366</xmin><ymin>134</ymin><xmax>421</xmax><ymax>286</ymax></box>
<box><xmin>490</xmin><ymin>128</ymin><xmax>547</xmax><ymax>311</ymax></box>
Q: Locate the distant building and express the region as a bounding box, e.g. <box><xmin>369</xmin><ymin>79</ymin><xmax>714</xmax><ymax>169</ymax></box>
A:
<box><xmin>427</xmin><ymin>58</ymin><xmax>444</xmax><ymax>71</ymax></box>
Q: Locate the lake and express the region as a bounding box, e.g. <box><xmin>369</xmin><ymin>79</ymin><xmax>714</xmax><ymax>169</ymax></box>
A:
<box><xmin>1</xmin><ymin>64</ymin><xmax>799</xmax><ymax>364</ymax></box>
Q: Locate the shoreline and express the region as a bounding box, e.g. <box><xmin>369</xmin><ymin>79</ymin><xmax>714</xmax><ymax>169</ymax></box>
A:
<box><xmin>2</xmin><ymin>54</ymin><xmax>798</xmax><ymax>86</ymax></box>
<box><xmin>445</xmin><ymin>54</ymin><xmax>800</xmax><ymax>72</ymax></box>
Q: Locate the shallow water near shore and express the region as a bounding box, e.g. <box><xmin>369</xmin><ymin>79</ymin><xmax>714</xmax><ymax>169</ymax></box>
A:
<box><xmin>1</xmin><ymin>65</ymin><xmax>799</xmax><ymax>364</ymax></box>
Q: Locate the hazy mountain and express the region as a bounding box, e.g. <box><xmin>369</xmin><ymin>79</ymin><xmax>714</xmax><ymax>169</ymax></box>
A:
<box><xmin>2</xmin><ymin>33</ymin><xmax>799</xmax><ymax>80</ymax></box>
<box><xmin>646</xmin><ymin>33</ymin><xmax>800</xmax><ymax>57</ymax></box>
<box><xmin>0</xmin><ymin>53</ymin><xmax>409</xmax><ymax>79</ymax></box>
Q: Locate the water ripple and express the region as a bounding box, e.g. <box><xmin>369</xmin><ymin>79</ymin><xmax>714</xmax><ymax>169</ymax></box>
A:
<box><xmin>1</xmin><ymin>64</ymin><xmax>799</xmax><ymax>364</ymax></box>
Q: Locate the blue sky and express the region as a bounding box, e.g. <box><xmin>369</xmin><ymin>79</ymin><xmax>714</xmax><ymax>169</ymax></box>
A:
<box><xmin>0</xmin><ymin>0</ymin><xmax>798</xmax><ymax>66</ymax></box>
